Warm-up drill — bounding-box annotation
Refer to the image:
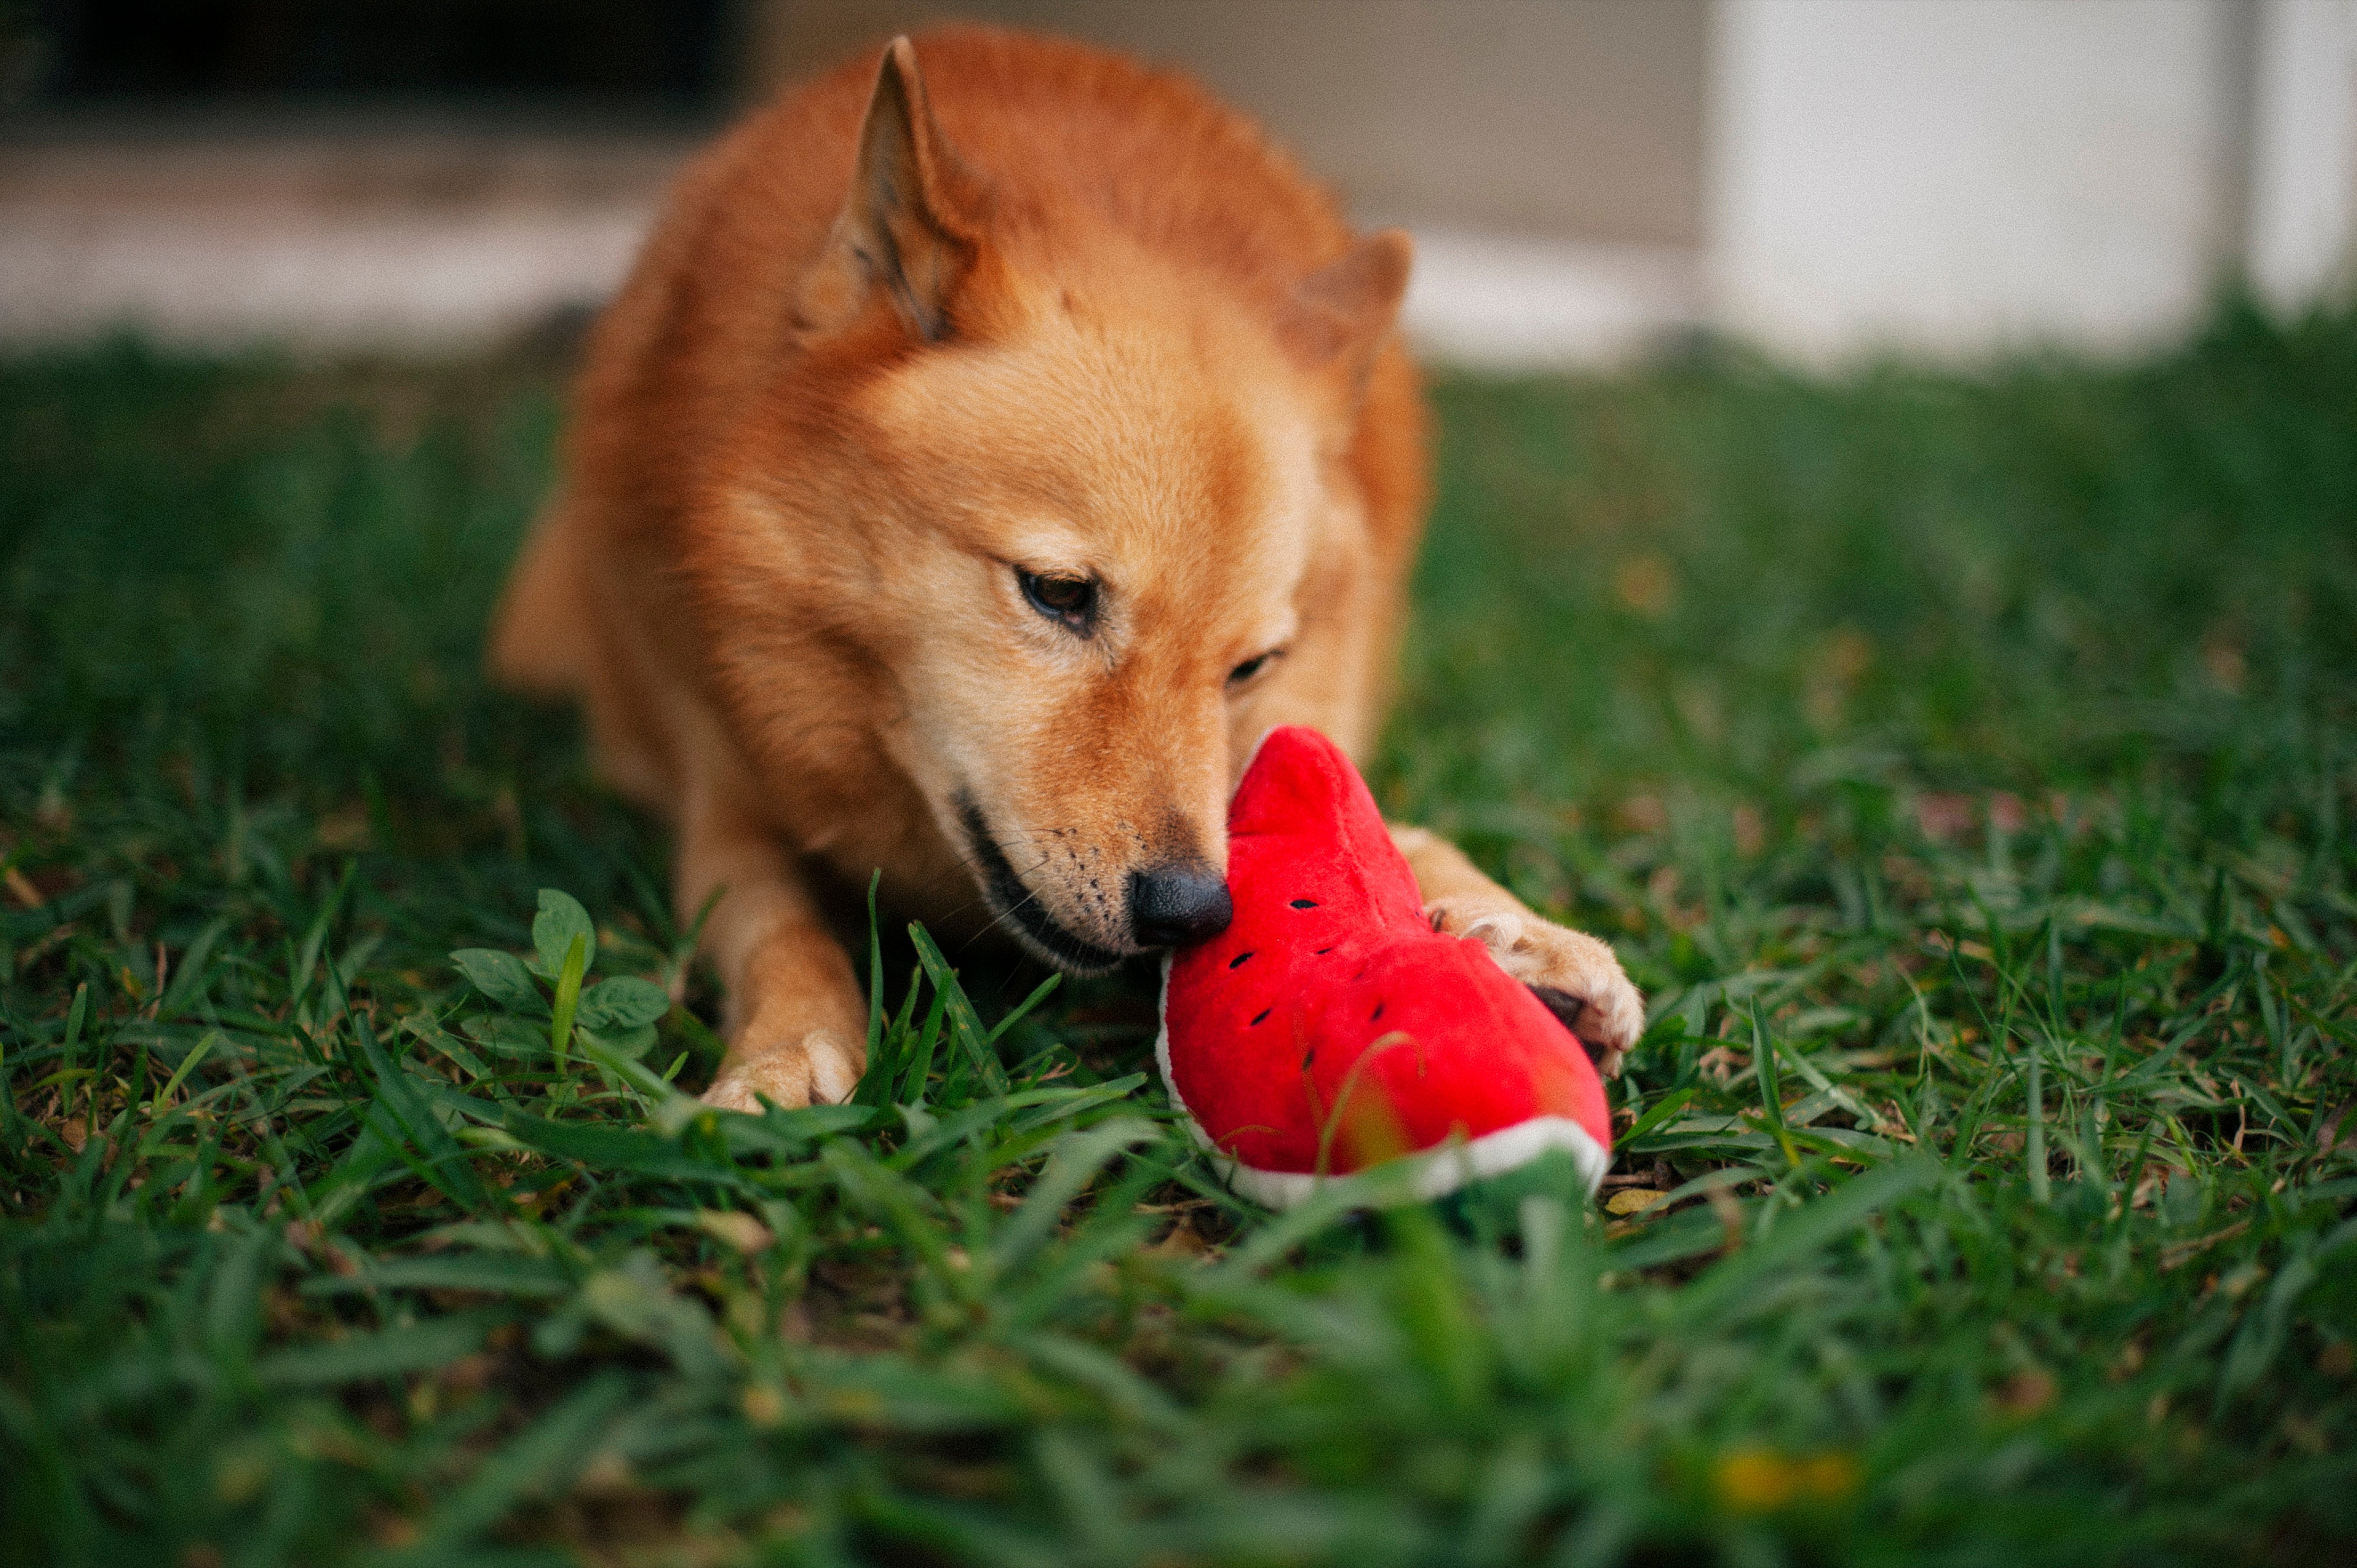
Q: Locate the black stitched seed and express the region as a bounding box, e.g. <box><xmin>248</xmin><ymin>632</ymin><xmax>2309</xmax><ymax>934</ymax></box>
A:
<box><xmin>1290</xmin><ymin>898</ymin><xmax>1318</xmax><ymax>909</ymax></box>
<box><xmin>1251</xmin><ymin>1008</ymin><xmax>1271</xmax><ymax>1026</ymax></box>
<box><xmin>1371</xmin><ymin>1002</ymin><xmax>1385</xmax><ymax>1022</ymax></box>
<box><xmin>1313</xmin><ymin>945</ymin><xmax>1333</xmax><ymax>955</ymax></box>
<box><xmin>1228</xmin><ymin>951</ymin><xmax>1253</xmax><ymax>969</ymax></box>
<box><xmin>1301</xmin><ymin>1048</ymin><xmax>1315</xmax><ymax>1068</ymax></box>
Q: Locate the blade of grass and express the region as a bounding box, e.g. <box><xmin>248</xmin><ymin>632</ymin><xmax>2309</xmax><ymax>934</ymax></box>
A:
<box><xmin>909</xmin><ymin>923</ymin><xmax>1008</xmax><ymax>1099</ymax></box>
<box><xmin>1750</xmin><ymin>1004</ymin><xmax>1801</xmax><ymax>1169</ymax></box>
<box><xmin>548</xmin><ymin>933</ymin><xmax>586</xmax><ymax>1066</ymax></box>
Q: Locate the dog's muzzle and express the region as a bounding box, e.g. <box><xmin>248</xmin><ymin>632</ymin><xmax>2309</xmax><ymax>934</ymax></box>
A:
<box><xmin>953</xmin><ymin>793</ymin><xmax>1130</xmax><ymax>973</ymax></box>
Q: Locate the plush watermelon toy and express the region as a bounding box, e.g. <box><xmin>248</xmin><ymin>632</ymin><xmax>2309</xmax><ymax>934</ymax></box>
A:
<box><xmin>1157</xmin><ymin>725</ymin><xmax>1614</xmax><ymax>1208</ymax></box>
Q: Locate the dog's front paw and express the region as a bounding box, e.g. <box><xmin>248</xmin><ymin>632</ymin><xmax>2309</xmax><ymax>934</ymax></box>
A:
<box><xmin>1425</xmin><ymin>897</ymin><xmax>1644</xmax><ymax>1075</ymax></box>
<box><xmin>702</xmin><ymin>1025</ymin><xmax>864</xmax><ymax>1112</ymax></box>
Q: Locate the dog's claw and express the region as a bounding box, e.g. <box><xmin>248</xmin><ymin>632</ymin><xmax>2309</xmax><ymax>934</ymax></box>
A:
<box><xmin>1527</xmin><ymin>984</ymin><xmax>1614</xmax><ymax>1067</ymax></box>
<box><xmin>1424</xmin><ymin>897</ymin><xmax>1644</xmax><ymax>1075</ymax></box>
<box><xmin>701</xmin><ymin>1027</ymin><xmax>863</xmax><ymax>1112</ymax></box>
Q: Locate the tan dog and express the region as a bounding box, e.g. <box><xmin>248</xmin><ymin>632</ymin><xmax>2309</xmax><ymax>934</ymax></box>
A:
<box><xmin>490</xmin><ymin>25</ymin><xmax>1642</xmax><ymax>1112</ymax></box>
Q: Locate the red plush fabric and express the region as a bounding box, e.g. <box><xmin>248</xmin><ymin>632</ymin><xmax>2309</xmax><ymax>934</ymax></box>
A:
<box><xmin>1160</xmin><ymin>725</ymin><xmax>1612</xmax><ymax>1198</ymax></box>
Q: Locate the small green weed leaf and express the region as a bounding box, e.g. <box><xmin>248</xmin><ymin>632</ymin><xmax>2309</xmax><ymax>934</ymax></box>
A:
<box><xmin>576</xmin><ymin>975</ymin><xmax>670</xmax><ymax>1032</ymax></box>
<box><xmin>461</xmin><ymin>1013</ymin><xmax>550</xmax><ymax>1055</ymax></box>
<box><xmin>577</xmin><ymin>1021</ymin><xmax>658</xmax><ymax>1060</ymax></box>
<box><xmin>529</xmin><ymin>888</ymin><xmax>596</xmax><ymax>979</ymax></box>
<box><xmin>450</xmin><ymin>948</ymin><xmax>545</xmax><ymax>1014</ymax></box>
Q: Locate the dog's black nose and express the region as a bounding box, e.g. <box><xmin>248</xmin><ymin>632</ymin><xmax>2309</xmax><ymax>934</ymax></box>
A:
<box><xmin>1129</xmin><ymin>862</ymin><xmax>1233</xmax><ymax>948</ymax></box>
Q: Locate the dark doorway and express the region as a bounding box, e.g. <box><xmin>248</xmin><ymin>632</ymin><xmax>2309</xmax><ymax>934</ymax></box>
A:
<box><xmin>19</xmin><ymin>1</ymin><xmax>732</xmax><ymax>108</ymax></box>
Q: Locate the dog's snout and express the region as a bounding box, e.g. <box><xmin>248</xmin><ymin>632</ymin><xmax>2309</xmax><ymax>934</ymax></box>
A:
<box><xmin>1128</xmin><ymin>862</ymin><xmax>1233</xmax><ymax>948</ymax></box>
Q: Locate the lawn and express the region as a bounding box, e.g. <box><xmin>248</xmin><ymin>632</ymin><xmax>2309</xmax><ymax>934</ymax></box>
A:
<box><xmin>3</xmin><ymin>309</ymin><xmax>2354</xmax><ymax>1567</ymax></box>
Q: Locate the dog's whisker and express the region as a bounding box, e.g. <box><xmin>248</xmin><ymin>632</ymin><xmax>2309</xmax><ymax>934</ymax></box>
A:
<box><xmin>961</xmin><ymin>847</ymin><xmax>1067</xmax><ymax>950</ymax></box>
<box><xmin>937</xmin><ymin>823</ymin><xmax>1128</xmax><ymax>964</ymax></box>
<box><xmin>899</xmin><ymin>826</ymin><xmax>1082</xmax><ymax>956</ymax></box>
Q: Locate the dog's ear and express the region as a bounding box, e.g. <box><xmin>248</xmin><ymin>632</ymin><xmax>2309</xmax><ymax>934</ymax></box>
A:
<box><xmin>796</xmin><ymin>36</ymin><xmax>989</xmax><ymax>342</ymax></box>
<box><xmin>1277</xmin><ymin>230</ymin><xmax>1413</xmax><ymax>395</ymax></box>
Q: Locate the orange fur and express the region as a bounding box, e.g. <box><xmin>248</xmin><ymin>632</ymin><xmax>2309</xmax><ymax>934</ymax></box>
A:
<box><xmin>491</xmin><ymin>25</ymin><xmax>1639</xmax><ymax>1109</ymax></box>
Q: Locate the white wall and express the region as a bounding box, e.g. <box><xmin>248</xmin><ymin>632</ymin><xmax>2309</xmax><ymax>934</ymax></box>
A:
<box><xmin>2248</xmin><ymin>0</ymin><xmax>2357</xmax><ymax>312</ymax></box>
<box><xmin>1709</xmin><ymin>0</ymin><xmax>2244</xmax><ymax>361</ymax></box>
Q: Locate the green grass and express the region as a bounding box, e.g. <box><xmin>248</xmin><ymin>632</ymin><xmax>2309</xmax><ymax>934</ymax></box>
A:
<box><xmin>3</xmin><ymin>309</ymin><xmax>2355</xmax><ymax>1567</ymax></box>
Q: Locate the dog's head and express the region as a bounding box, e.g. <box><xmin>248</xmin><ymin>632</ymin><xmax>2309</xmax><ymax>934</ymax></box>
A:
<box><xmin>718</xmin><ymin>39</ymin><xmax>1411</xmax><ymax>972</ymax></box>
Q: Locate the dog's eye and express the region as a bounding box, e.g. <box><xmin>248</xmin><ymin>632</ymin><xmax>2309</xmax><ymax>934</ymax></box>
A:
<box><xmin>1228</xmin><ymin>651</ymin><xmax>1278</xmax><ymax>686</ymax></box>
<box><xmin>1018</xmin><ymin>569</ymin><xmax>1097</xmax><ymax>633</ymax></box>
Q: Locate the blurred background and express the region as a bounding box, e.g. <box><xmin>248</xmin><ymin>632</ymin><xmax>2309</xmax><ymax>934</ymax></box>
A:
<box><xmin>0</xmin><ymin>0</ymin><xmax>2352</xmax><ymax>367</ymax></box>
